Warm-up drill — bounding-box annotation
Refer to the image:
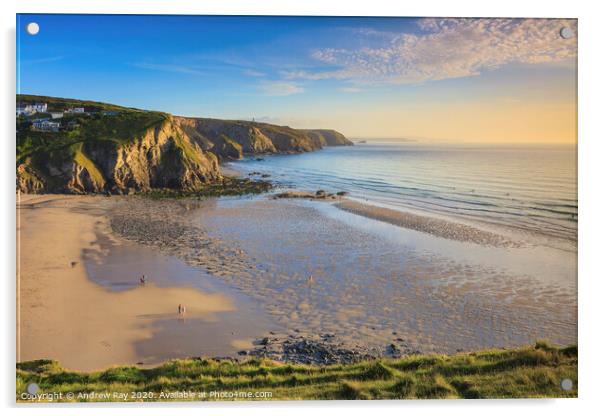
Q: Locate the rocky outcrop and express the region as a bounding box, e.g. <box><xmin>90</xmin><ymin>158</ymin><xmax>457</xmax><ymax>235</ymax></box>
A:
<box><xmin>176</xmin><ymin>117</ymin><xmax>277</xmax><ymax>158</ymax></box>
<box><xmin>17</xmin><ymin>116</ymin><xmax>220</xmax><ymax>194</ymax></box>
<box><xmin>173</xmin><ymin>118</ymin><xmax>353</xmax><ymax>160</ymax></box>
<box><xmin>173</xmin><ymin>117</ymin><xmax>339</xmax><ymax>158</ymax></box>
<box><xmin>17</xmin><ymin>164</ymin><xmax>46</xmax><ymax>193</ymax></box>
<box><xmin>302</xmin><ymin>129</ymin><xmax>354</xmax><ymax>146</ymax></box>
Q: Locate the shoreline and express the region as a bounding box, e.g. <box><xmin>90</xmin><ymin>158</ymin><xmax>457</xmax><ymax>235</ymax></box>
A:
<box><xmin>17</xmin><ymin>190</ymin><xmax>577</xmax><ymax>370</ymax></box>
<box><xmin>17</xmin><ymin>195</ymin><xmax>275</xmax><ymax>371</ymax></box>
<box><xmin>335</xmin><ymin>199</ymin><xmax>517</xmax><ymax>247</ymax></box>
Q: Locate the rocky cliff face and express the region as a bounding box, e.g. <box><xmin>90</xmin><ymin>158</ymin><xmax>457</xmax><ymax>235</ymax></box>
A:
<box><xmin>176</xmin><ymin>117</ymin><xmax>277</xmax><ymax>157</ymax></box>
<box><xmin>17</xmin><ymin>98</ymin><xmax>352</xmax><ymax>194</ymax></box>
<box><xmin>17</xmin><ymin>116</ymin><xmax>220</xmax><ymax>194</ymax></box>
<box><xmin>301</xmin><ymin>129</ymin><xmax>354</xmax><ymax>147</ymax></box>
<box><xmin>173</xmin><ymin>117</ymin><xmax>355</xmax><ymax>160</ymax></box>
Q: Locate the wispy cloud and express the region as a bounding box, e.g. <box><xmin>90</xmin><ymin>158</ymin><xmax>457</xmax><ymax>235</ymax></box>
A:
<box><xmin>258</xmin><ymin>81</ymin><xmax>304</xmax><ymax>96</ymax></box>
<box><xmin>132</xmin><ymin>62</ymin><xmax>208</xmax><ymax>76</ymax></box>
<box><xmin>287</xmin><ymin>18</ymin><xmax>577</xmax><ymax>85</ymax></box>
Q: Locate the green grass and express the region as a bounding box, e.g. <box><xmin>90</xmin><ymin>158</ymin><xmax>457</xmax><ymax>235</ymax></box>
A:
<box><xmin>16</xmin><ymin>343</ymin><xmax>577</xmax><ymax>402</ymax></box>
<box><xmin>17</xmin><ymin>94</ymin><xmax>147</xmax><ymax>113</ymax></box>
<box><xmin>71</xmin><ymin>142</ymin><xmax>106</xmax><ymax>190</ymax></box>
<box><xmin>17</xmin><ymin>95</ymin><xmax>167</xmax><ymax>174</ymax></box>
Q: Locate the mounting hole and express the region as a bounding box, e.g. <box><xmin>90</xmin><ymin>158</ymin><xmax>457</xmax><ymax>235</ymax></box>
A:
<box><xmin>26</xmin><ymin>22</ymin><xmax>40</xmax><ymax>36</ymax></box>
<box><xmin>26</xmin><ymin>383</ymin><xmax>39</xmax><ymax>395</ymax></box>
<box><xmin>560</xmin><ymin>378</ymin><xmax>573</xmax><ymax>390</ymax></box>
<box><xmin>560</xmin><ymin>27</ymin><xmax>573</xmax><ymax>39</ymax></box>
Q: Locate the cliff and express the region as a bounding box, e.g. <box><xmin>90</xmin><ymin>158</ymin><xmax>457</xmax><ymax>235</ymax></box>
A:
<box><xmin>17</xmin><ymin>114</ymin><xmax>220</xmax><ymax>194</ymax></box>
<box><xmin>16</xmin><ymin>95</ymin><xmax>352</xmax><ymax>194</ymax></box>
<box><xmin>301</xmin><ymin>129</ymin><xmax>354</xmax><ymax>147</ymax></box>
<box><xmin>174</xmin><ymin>117</ymin><xmax>356</xmax><ymax>160</ymax></box>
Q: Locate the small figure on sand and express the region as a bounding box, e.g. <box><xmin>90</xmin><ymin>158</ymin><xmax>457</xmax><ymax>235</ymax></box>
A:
<box><xmin>139</xmin><ymin>275</ymin><xmax>146</xmax><ymax>285</ymax></box>
<box><xmin>178</xmin><ymin>304</ymin><xmax>186</xmax><ymax>315</ymax></box>
<box><xmin>307</xmin><ymin>274</ymin><xmax>314</xmax><ymax>286</ymax></box>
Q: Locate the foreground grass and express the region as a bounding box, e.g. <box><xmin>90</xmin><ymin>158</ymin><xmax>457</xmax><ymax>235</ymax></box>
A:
<box><xmin>16</xmin><ymin>343</ymin><xmax>577</xmax><ymax>402</ymax></box>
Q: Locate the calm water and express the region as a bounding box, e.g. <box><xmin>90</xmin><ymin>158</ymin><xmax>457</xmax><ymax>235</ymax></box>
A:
<box><xmin>229</xmin><ymin>143</ymin><xmax>577</xmax><ymax>244</ymax></box>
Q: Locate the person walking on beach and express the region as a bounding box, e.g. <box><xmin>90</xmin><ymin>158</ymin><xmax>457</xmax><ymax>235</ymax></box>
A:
<box><xmin>139</xmin><ymin>275</ymin><xmax>146</xmax><ymax>285</ymax></box>
<box><xmin>178</xmin><ymin>304</ymin><xmax>186</xmax><ymax>315</ymax></box>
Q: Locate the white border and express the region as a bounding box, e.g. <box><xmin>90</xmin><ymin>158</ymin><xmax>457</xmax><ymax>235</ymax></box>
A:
<box><xmin>2</xmin><ymin>1</ymin><xmax>601</xmax><ymax>415</ymax></box>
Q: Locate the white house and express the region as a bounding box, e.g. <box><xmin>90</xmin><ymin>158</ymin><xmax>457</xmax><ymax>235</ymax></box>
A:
<box><xmin>29</xmin><ymin>103</ymin><xmax>48</xmax><ymax>113</ymax></box>
<box><xmin>32</xmin><ymin>119</ymin><xmax>60</xmax><ymax>132</ymax></box>
<box><xmin>16</xmin><ymin>102</ymin><xmax>48</xmax><ymax>115</ymax></box>
<box><xmin>49</xmin><ymin>112</ymin><xmax>63</xmax><ymax>119</ymax></box>
<box><xmin>67</xmin><ymin>107</ymin><xmax>85</xmax><ymax>113</ymax></box>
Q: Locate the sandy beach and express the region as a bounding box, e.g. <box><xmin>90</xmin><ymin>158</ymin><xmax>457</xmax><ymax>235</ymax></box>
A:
<box><xmin>17</xmin><ymin>194</ymin><xmax>274</xmax><ymax>371</ymax></box>
<box><xmin>17</xmin><ymin>191</ymin><xmax>577</xmax><ymax>370</ymax></box>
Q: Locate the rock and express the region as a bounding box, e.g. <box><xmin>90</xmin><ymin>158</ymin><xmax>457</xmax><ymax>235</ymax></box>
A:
<box><xmin>273</xmin><ymin>191</ymin><xmax>316</xmax><ymax>199</ymax></box>
<box><xmin>315</xmin><ymin>190</ymin><xmax>326</xmax><ymax>196</ymax></box>
<box><xmin>301</xmin><ymin>129</ymin><xmax>354</xmax><ymax>146</ymax></box>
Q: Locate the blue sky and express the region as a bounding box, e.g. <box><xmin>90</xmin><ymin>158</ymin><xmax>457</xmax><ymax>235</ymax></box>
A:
<box><xmin>17</xmin><ymin>14</ymin><xmax>577</xmax><ymax>142</ymax></box>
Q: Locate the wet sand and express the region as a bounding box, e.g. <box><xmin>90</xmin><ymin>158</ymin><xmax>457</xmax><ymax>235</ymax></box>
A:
<box><xmin>107</xmin><ymin>195</ymin><xmax>576</xmax><ymax>356</ymax></box>
<box><xmin>17</xmin><ymin>194</ymin><xmax>275</xmax><ymax>371</ymax></box>
<box><xmin>17</xmin><ymin>192</ymin><xmax>577</xmax><ymax>369</ymax></box>
<box><xmin>336</xmin><ymin>199</ymin><xmax>516</xmax><ymax>247</ymax></box>
<box><xmin>195</xmin><ymin>197</ymin><xmax>576</xmax><ymax>353</ymax></box>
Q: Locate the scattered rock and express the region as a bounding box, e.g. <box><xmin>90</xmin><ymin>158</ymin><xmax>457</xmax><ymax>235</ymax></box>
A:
<box><xmin>273</xmin><ymin>191</ymin><xmax>316</xmax><ymax>199</ymax></box>
<box><xmin>273</xmin><ymin>189</ymin><xmax>348</xmax><ymax>201</ymax></box>
<box><xmin>245</xmin><ymin>333</ymin><xmax>416</xmax><ymax>365</ymax></box>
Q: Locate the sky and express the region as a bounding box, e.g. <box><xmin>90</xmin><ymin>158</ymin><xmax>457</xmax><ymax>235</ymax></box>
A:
<box><xmin>16</xmin><ymin>14</ymin><xmax>577</xmax><ymax>143</ymax></box>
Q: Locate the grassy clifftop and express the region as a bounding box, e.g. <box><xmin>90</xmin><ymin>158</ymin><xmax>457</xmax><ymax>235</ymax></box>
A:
<box><xmin>16</xmin><ymin>343</ymin><xmax>576</xmax><ymax>402</ymax></box>
<box><xmin>16</xmin><ymin>95</ymin><xmax>352</xmax><ymax>194</ymax></box>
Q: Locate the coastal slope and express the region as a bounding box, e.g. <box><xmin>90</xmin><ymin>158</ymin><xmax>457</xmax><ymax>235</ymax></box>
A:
<box><xmin>16</xmin><ymin>95</ymin><xmax>351</xmax><ymax>194</ymax></box>
<box><xmin>17</xmin><ymin>343</ymin><xmax>577</xmax><ymax>401</ymax></box>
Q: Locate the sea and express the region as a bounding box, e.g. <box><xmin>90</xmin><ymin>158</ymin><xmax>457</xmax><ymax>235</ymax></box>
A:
<box><xmin>228</xmin><ymin>142</ymin><xmax>577</xmax><ymax>245</ymax></box>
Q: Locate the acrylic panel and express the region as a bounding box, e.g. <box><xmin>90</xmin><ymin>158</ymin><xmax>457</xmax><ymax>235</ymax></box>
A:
<box><xmin>16</xmin><ymin>14</ymin><xmax>577</xmax><ymax>402</ymax></box>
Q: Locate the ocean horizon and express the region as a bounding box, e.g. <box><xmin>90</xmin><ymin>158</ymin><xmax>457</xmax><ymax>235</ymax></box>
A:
<box><xmin>228</xmin><ymin>142</ymin><xmax>577</xmax><ymax>246</ymax></box>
